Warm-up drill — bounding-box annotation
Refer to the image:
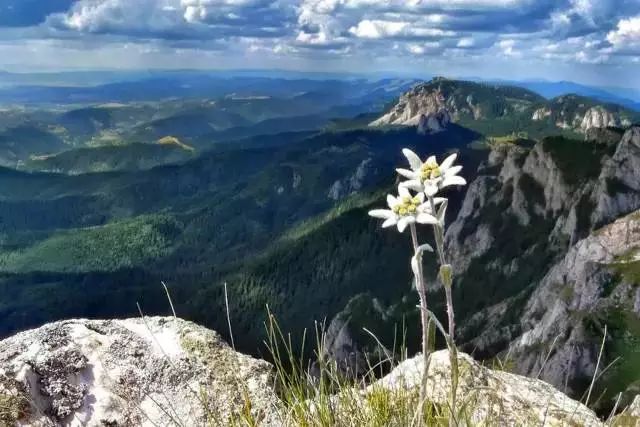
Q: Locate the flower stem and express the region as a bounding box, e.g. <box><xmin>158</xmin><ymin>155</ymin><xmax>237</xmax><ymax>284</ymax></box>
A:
<box><xmin>409</xmin><ymin>223</ymin><xmax>431</xmax><ymax>424</ymax></box>
<box><xmin>428</xmin><ymin>196</ymin><xmax>459</xmax><ymax>426</ymax></box>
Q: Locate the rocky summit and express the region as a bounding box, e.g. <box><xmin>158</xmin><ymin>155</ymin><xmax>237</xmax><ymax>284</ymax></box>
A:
<box><xmin>370</xmin><ymin>78</ymin><xmax>639</xmax><ymax>134</ymax></box>
<box><xmin>2</xmin><ymin>317</ymin><xmax>640</xmax><ymax>426</ymax></box>
<box><xmin>0</xmin><ymin>317</ymin><xmax>281</xmax><ymax>426</ymax></box>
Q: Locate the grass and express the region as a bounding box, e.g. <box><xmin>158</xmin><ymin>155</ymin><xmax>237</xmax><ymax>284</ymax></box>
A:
<box><xmin>610</xmin><ymin>260</ymin><xmax>640</xmax><ymax>285</ymax></box>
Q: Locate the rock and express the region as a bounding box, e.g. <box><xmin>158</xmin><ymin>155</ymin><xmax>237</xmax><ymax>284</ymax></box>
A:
<box><xmin>346</xmin><ymin>350</ymin><xmax>603</xmax><ymax>426</ymax></box>
<box><xmin>417</xmin><ymin>109</ymin><xmax>451</xmax><ymax>134</ymax></box>
<box><xmin>370</xmin><ymin>84</ymin><xmax>448</xmax><ymax>127</ymax></box>
<box><xmin>370</xmin><ymin>79</ymin><xmax>638</xmax><ymax>133</ymax></box>
<box><xmin>446</xmin><ymin>128</ymin><xmax>640</xmax><ymax>408</ymax></box>
<box><xmin>593</xmin><ymin>126</ymin><xmax>640</xmax><ymax>227</ymax></box>
<box><xmin>509</xmin><ymin>209</ymin><xmax>640</xmax><ymax>396</ymax></box>
<box><xmin>532</xmin><ymin>107</ymin><xmax>551</xmax><ymax>121</ymax></box>
<box><xmin>580</xmin><ymin>107</ymin><xmax>621</xmax><ymax>132</ymax></box>
<box><xmin>0</xmin><ymin>317</ymin><xmax>280</xmax><ymax>426</ymax></box>
<box><xmin>328</xmin><ymin>180</ymin><xmax>344</xmax><ymax>200</ymax></box>
<box><xmin>328</xmin><ymin>158</ymin><xmax>374</xmax><ymax>200</ymax></box>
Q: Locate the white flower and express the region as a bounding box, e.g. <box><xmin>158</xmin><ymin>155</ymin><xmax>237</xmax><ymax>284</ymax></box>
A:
<box><xmin>396</xmin><ymin>149</ymin><xmax>466</xmax><ymax>196</ymax></box>
<box><xmin>369</xmin><ymin>186</ymin><xmax>443</xmax><ymax>232</ymax></box>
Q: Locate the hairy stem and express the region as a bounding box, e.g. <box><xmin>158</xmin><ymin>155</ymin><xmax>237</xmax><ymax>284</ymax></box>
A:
<box><xmin>410</xmin><ymin>223</ymin><xmax>431</xmax><ymax>425</ymax></box>
<box><xmin>428</xmin><ymin>196</ymin><xmax>459</xmax><ymax>426</ymax></box>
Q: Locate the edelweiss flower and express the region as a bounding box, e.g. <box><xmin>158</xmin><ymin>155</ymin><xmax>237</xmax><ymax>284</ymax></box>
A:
<box><xmin>397</xmin><ymin>149</ymin><xmax>466</xmax><ymax>196</ymax></box>
<box><xmin>369</xmin><ymin>186</ymin><xmax>444</xmax><ymax>232</ymax></box>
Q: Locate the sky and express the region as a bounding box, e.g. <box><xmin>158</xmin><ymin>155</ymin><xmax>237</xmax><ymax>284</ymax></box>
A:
<box><xmin>0</xmin><ymin>0</ymin><xmax>639</xmax><ymax>87</ymax></box>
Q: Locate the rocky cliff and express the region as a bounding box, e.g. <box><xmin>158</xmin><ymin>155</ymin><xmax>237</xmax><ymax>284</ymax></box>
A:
<box><xmin>371</xmin><ymin>79</ymin><xmax>639</xmax><ymax>134</ymax></box>
<box><xmin>1</xmin><ymin>317</ymin><xmax>632</xmax><ymax>426</ymax></box>
<box><xmin>448</xmin><ymin>126</ymin><xmax>640</xmax><ymax>411</ymax></box>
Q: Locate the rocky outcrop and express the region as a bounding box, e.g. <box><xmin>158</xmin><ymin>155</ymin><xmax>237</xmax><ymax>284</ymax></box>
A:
<box><xmin>447</xmin><ymin>126</ymin><xmax>640</xmax><ymax>411</ymax></box>
<box><xmin>510</xmin><ymin>210</ymin><xmax>640</xmax><ymax>396</ymax></box>
<box><xmin>1</xmin><ymin>317</ymin><xmax>634</xmax><ymax>426</ymax></box>
<box><xmin>337</xmin><ymin>350</ymin><xmax>603</xmax><ymax>426</ymax></box>
<box><xmin>532</xmin><ymin>107</ymin><xmax>551</xmax><ymax>121</ymax></box>
<box><xmin>593</xmin><ymin>126</ymin><xmax>640</xmax><ymax>227</ymax></box>
<box><xmin>370</xmin><ymin>79</ymin><xmax>639</xmax><ymax>133</ymax></box>
<box><xmin>328</xmin><ymin>157</ymin><xmax>373</xmax><ymax>200</ymax></box>
<box><xmin>370</xmin><ymin>84</ymin><xmax>448</xmax><ymax>127</ymax></box>
<box><xmin>417</xmin><ymin>109</ymin><xmax>451</xmax><ymax>134</ymax></box>
<box><xmin>0</xmin><ymin>317</ymin><xmax>280</xmax><ymax>426</ymax></box>
<box><xmin>580</xmin><ymin>107</ymin><xmax>622</xmax><ymax>132</ymax></box>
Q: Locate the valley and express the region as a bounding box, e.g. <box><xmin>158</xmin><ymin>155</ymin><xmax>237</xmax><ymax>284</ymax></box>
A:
<box><xmin>0</xmin><ymin>73</ymin><xmax>639</xmax><ymax>415</ymax></box>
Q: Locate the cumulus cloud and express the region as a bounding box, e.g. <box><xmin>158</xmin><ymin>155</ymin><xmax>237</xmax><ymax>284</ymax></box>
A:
<box><xmin>0</xmin><ymin>0</ymin><xmax>638</xmax><ymax>81</ymax></box>
<box><xmin>45</xmin><ymin>0</ymin><xmax>295</xmax><ymax>39</ymax></box>
<box><xmin>607</xmin><ymin>15</ymin><xmax>640</xmax><ymax>52</ymax></box>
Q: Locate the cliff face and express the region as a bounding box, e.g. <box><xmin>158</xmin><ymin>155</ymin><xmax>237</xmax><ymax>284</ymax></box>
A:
<box><xmin>448</xmin><ymin>126</ymin><xmax>640</xmax><ymax>410</ymax></box>
<box><xmin>370</xmin><ymin>78</ymin><xmax>542</xmax><ymax>128</ymax></box>
<box><xmin>371</xmin><ymin>79</ymin><xmax>639</xmax><ymax>134</ymax></box>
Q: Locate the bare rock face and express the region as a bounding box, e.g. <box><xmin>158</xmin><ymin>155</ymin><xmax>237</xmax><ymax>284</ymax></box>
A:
<box><xmin>593</xmin><ymin>126</ymin><xmax>640</xmax><ymax>227</ymax></box>
<box><xmin>447</xmin><ymin>127</ymin><xmax>640</xmax><ymax>409</ymax></box>
<box><xmin>532</xmin><ymin>107</ymin><xmax>551</xmax><ymax>121</ymax></box>
<box><xmin>0</xmin><ymin>317</ymin><xmax>280</xmax><ymax>426</ymax></box>
<box><xmin>370</xmin><ymin>85</ymin><xmax>448</xmax><ymax>127</ymax></box>
<box><xmin>328</xmin><ymin>157</ymin><xmax>374</xmax><ymax>200</ymax></box>
<box><xmin>363</xmin><ymin>351</ymin><xmax>603</xmax><ymax>426</ymax></box>
<box><xmin>510</xmin><ymin>210</ymin><xmax>640</xmax><ymax>395</ymax></box>
<box><xmin>580</xmin><ymin>107</ymin><xmax>621</xmax><ymax>132</ymax></box>
<box><xmin>417</xmin><ymin>109</ymin><xmax>451</xmax><ymax>134</ymax></box>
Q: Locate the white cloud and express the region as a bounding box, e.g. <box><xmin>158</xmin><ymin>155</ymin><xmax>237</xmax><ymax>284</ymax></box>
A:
<box><xmin>456</xmin><ymin>37</ymin><xmax>475</xmax><ymax>47</ymax></box>
<box><xmin>348</xmin><ymin>20</ymin><xmax>409</xmax><ymax>39</ymax></box>
<box><xmin>607</xmin><ymin>15</ymin><xmax>640</xmax><ymax>49</ymax></box>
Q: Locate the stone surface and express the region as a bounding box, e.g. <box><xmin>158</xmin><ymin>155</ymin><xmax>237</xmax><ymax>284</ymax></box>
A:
<box><xmin>366</xmin><ymin>350</ymin><xmax>603</xmax><ymax>426</ymax></box>
<box><xmin>445</xmin><ymin>127</ymin><xmax>640</xmax><ymax>407</ymax></box>
<box><xmin>0</xmin><ymin>317</ymin><xmax>281</xmax><ymax>426</ymax></box>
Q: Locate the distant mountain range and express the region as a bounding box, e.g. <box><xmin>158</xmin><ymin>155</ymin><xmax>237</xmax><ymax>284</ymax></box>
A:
<box><xmin>488</xmin><ymin>79</ymin><xmax>640</xmax><ymax>111</ymax></box>
<box><xmin>1</xmin><ymin>70</ymin><xmax>639</xmax><ymax>111</ymax></box>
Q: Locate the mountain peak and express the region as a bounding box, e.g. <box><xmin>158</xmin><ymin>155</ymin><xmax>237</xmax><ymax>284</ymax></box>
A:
<box><xmin>371</xmin><ymin>79</ymin><xmax>639</xmax><ymax>134</ymax></box>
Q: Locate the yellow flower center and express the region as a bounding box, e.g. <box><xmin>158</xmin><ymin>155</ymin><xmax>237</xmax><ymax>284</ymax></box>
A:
<box><xmin>420</xmin><ymin>160</ymin><xmax>441</xmax><ymax>181</ymax></box>
<box><xmin>394</xmin><ymin>197</ymin><xmax>421</xmax><ymax>217</ymax></box>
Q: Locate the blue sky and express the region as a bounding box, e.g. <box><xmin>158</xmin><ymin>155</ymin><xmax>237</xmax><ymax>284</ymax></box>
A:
<box><xmin>0</xmin><ymin>0</ymin><xmax>639</xmax><ymax>86</ymax></box>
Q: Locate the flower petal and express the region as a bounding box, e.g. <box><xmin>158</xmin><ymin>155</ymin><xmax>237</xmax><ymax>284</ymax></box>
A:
<box><xmin>398</xmin><ymin>186</ymin><xmax>411</xmax><ymax>198</ymax></box>
<box><xmin>402</xmin><ymin>148</ymin><xmax>423</xmax><ymax>170</ymax></box>
<box><xmin>424</xmin><ymin>182</ymin><xmax>439</xmax><ymax>197</ymax></box>
<box><xmin>445</xmin><ymin>165</ymin><xmax>462</xmax><ymax>177</ymax></box>
<box><xmin>416</xmin><ymin>212</ymin><xmax>439</xmax><ymax>224</ymax></box>
<box><xmin>400</xmin><ymin>180</ymin><xmax>424</xmax><ymax>192</ymax></box>
<box><xmin>441</xmin><ymin>175</ymin><xmax>467</xmax><ymax>188</ymax></box>
<box><xmin>369</xmin><ymin>209</ymin><xmax>394</xmax><ymax>219</ymax></box>
<box><xmin>417</xmin><ymin>202</ymin><xmax>433</xmax><ymax>214</ymax></box>
<box><xmin>440</xmin><ymin>153</ymin><xmax>458</xmax><ymax>171</ymax></box>
<box><xmin>382</xmin><ymin>217</ymin><xmax>397</xmax><ymax>228</ymax></box>
<box><xmin>425</xmin><ymin>155</ymin><xmax>436</xmax><ymax>165</ymax></box>
<box><xmin>397</xmin><ymin>217</ymin><xmax>410</xmax><ymax>232</ymax></box>
<box><xmin>396</xmin><ymin>168</ymin><xmax>417</xmax><ymax>179</ymax></box>
<box><xmin>416</xmin><ymin>192</ymin><xmax>425</xmax><ymax>203</ymax></box>
<box><xmin>387</xmin><ymin>194</ymin><xmax>398</xmax><ymax>207</ymax></box>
